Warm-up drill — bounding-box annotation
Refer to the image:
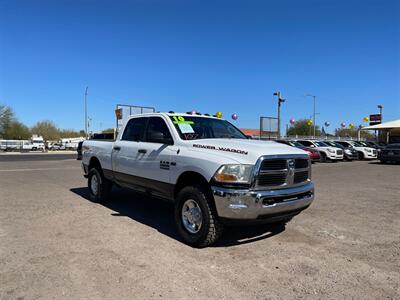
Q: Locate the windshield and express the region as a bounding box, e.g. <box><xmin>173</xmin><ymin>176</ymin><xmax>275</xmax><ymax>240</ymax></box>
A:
<box><xmin>315</xmin><ymin>141</ymin><xmax>330</xmax><ymax>147</ymax></box>
<box><xmin>352</xmin><ymin>141</ymin><xmax>363</xmax><ymax>146</ymax></box>
<box><xmin>289</xmin><ymin>141</ymin><xmax>304</xmax><ymax>148</ymax></box>
<box><xmin>170</xmin><ymin>115</ymin><xmax>247</xmax><ymax>140</ymax></box>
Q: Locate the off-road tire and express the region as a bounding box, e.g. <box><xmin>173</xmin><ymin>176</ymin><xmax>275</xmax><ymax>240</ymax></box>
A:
<box><xmin>88</xmin><ymin>168</ymin><xmax>112</xmax><ymax>203</ymax></box>
<box><xmin>174</xmin><ymin>185</ymin><xmax>223</xmax><ymax>248</ymax></box>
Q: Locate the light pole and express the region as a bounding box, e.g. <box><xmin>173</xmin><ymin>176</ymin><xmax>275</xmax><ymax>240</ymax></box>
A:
<box><xmin>306</xmin><ymin>94</ymin><xmax>316</xmax><ymax>138</ymax></box>
<box><xmin>273</xmin><ymin>91</ymin><xmax>285</xmax><ymax>138</ymax></box>
<box><xmin>84</xmin><ymin>86</ymin><xmax>88</xmax><ymax>139</ymax></box>
<box><xmin>377</xmin><ymin>104</ymin><xmax>383</xmax><ymax>121</ymax></box>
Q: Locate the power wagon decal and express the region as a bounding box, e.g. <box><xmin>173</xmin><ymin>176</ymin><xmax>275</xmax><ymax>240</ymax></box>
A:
<box><xmin>193</xmin><ymin>144</ymin><xmax>248</xmax><ymax>155</ymax></box>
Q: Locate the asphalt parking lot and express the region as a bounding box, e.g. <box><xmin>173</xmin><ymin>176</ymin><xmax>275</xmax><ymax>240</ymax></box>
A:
<box><xmin>0</xmin><ymin>156</ymin><xmax>399</xmax><ymax>299</ymax></box>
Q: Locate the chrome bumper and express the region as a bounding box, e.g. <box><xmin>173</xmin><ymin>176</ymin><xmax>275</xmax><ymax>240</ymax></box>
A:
<box><xmin>212</xmin><ymin>182</ymin><xmax>314</xmax><ymax>220</ymax></box>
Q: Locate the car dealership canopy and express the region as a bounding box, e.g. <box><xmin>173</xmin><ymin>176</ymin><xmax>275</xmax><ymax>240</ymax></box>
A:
<box><xmin>362</xmin><ymin>119</ymin><xmax>400</xmax><ymax>143</ymax></box>
<box><xmin>362</xmin><ymin>119</ymin><xmax>400</xmax><ymax>130</ymax></box>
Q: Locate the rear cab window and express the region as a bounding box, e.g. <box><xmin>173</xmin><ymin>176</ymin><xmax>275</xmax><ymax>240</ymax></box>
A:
<box><xmin>121</xmin><ymin>117</ymin><xmax>147</xmax><ymax>141</ymax></box>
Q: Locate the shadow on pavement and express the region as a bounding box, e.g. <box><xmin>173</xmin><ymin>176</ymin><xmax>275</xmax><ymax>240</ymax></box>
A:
<box><xmin>70</xmin><ymin>187</ymin><xmax>285</xmax><ymax>247</ymax></box>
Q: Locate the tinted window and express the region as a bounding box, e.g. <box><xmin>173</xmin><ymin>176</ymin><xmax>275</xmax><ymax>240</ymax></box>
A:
<box><xmin>121</xmin><ymin>117</ymin><xmax>147</xmax><ymax>141</ymax></box>
<box><xmin>298</xmin><ymin>141</ymin><xmax>313</xmax><ymax>147</ymax></box>
<box><xmin>315</xmin><ymin>141</ymin><xmax>329</xmax><ymax>147</ymax></box>
<box><xmin>146</xmin><ymin>117</ymin><xmax>173</xmax><ymax>144</ymax></box>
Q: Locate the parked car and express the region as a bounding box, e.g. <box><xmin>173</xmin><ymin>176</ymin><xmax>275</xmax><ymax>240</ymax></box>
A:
<box><xmin>296</xmin><ymin>140</ymin><xmax>343</xmax><ymax>162</ymax></box>
<box><xmin>324</xmin><ymin>141</ymin><xmax>358</xmax><ymax>161</ymax></box>
<box><xmin>379</xmin><ymin>143</ymin><xmax>400</xmax><ymax>164</ymax></box>
<box><xmin>48</xmin><ymin>143</ymin><xmax>66</xmax><ymax>151</ymax></box>
<box><xmin>335</xmin><ymin>141</ymin><xmax>377</xmax><ymax>160</ymax></box>
<box><xmin>77</xmin><ymin>141</ymin><xmax>83</xmax><ymax>160</ymax></box>
<box><xmin>82</xmin><ymin>112</ymin><xmax>315</xmax><ymax>247</ymax></box>
<box><xmin>276</xmin><ymin>140</ymin><xmax>320</xmax><ymax>162</ymax></box>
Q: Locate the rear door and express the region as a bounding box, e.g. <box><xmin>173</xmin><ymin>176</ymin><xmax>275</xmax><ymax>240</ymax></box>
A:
<box><xmin>112</xmin><ymin>117</ymin><xmax>148</xmax><ymax>191</ymax></box>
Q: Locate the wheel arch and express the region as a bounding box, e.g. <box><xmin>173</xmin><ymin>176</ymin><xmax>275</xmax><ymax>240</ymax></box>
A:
<box><xmin>88</xmin><ymin>156</ymin><xmax>103</xmax><ymax>172</ymax></box>
<box><xmin>174</xmin><ymin>171</ymin><xmax>211</xmax><ymax>199</ymax></box>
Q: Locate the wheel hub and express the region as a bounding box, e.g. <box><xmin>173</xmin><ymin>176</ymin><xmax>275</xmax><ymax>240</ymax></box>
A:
<box><xmin>181</xmin><ymin>199</ymin><xmax>203</xmax><ymax>234</ymax></box>
<box><xmin>91</xmin><ymin>175</ymin><xmax>99</xmax><ymax>196</ymax></box>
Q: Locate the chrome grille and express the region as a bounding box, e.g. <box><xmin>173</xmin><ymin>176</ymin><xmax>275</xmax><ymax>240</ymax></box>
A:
<box><xmin>256</xmin><ymin>173</ymin><xmax>287</xmax><ymax>186</ymax></box>
<box><xmin>260</xmin><ymin>159</ymin><xmax>287</xmax><ymax>170</ymax></box>
<box><xmin>253</xmin><ymin>155</ymin><xmax>311</xmax><ymax>189</ymax></box>
<box><xmin>295</xmin><ymin>158</ymin><xmax>309</xmax><ymax>169</ymax></box>
<box><xmin>294</xmin><ymin>171</ymin><xmax>309</xmax><ymax>184</ymax></box>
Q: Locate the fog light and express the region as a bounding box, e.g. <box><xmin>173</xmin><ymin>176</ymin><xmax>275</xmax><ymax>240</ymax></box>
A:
<box><xmin>228</xmin><ymin>196</ymin><xmax>247</xmax><ymax>210</ymax></box>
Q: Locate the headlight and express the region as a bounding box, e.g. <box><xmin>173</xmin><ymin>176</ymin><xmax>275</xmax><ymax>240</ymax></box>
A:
<box><xmin>365</xmin><ymin>148</ymin><xmax>372</xmax><ymax>152</ymax></box>
<box><xmin>345</xmin><ymin>149</ymin><xmax>351</xmax><ymax>154</ymax></box>
<box><xmin>213</xmin><ymin>164</ymin><xmax>253</xmax><ymax>183</ymax></box>
<box><xmin>327</xmin><ymin>148</ymin><xmax>335</xmax><ymax>153</ymax></box>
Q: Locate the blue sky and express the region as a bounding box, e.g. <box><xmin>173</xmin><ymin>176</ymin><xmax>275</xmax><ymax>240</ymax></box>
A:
<box><xmin>1</xmin><ymin>0</ymin><xmax>399</xmax><ymax>133</ymax></box>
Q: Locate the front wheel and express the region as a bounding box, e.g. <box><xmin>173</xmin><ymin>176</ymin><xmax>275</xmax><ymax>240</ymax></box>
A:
<box><xmin>174</xmin><ymin>185</ymin><xmax>223</xmax><ymax>248</ymax></box>
<box><xmin>358</xmin><ymin>152</ymin><xmax>365</xmax><ymax>160</ymax></box>
<box><xmin>88</xmin><ymin>168</ymin><xmax>112</xmax><ymax>203</ymax></box>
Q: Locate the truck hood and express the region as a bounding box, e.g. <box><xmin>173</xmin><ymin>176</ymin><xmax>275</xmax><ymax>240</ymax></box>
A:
<box><xmin>187</xmin><ymin>139</ymin><xmax>308</xmax><ymax>164</ymax></box>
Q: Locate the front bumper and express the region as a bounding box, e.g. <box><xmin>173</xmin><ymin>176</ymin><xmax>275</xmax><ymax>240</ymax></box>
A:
<box><xmin>344</xmin><ymin>152</ymin><xmax>358</xmax><ymax>160</ymax></box>
<box><xmin>364</xmin><ymin>152</ymin><xmax>377</xmax><ymax>159</ymax></box>
<box><xmin>326</xmin><ymin>152</ymin><xmax>343</xmax><ymax>160</ymax></box>
<box><xmin>212</xmin><ymin>182</ymin><xmax>314</xmax><ymax>220</ymax></box>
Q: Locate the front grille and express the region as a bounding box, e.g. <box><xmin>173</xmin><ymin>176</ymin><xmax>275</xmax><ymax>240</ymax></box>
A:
<box><xmin>260</xmin><ymin>159</ymin><xmax>287</xmax><ymax>170</ymax></box>
<box><xmin>254</xmin><ymin>156</ymin><xmax>310</xmax><ymax>189</ymax></box>
<box><xmin>373</xmin><ymin>150</ymin><xmax>377</xmax><ymax>155</ymax></box>
<box><xmin>295</xmin><ymin>159</ymin><xmax>308</xmax><ymax>169</ymax></box>
<box><xmin>337</xmin><ymin>150</ymin><xmax>343</xmax><ymax>155</ymax></box>
<box><xmin>294</xmin><ymin>171</ymin><xmax>309</xmax><ymax>184</ymax></box>
<box><xmin>257</xmin><ymin>173</ymin><xmax>286</xmax><ymax>186</ymax></box>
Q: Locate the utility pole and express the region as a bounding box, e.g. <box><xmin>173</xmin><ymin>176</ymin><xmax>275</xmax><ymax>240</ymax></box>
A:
<box><xmin>273</xmin><ymin>91</ymin><xmax>285</xmax><ymax>138</ymax></box>
<box><xmin>84</xmin><ymin>86</ymin><xmax>88</xmax><ymax>139</ymax></box>
<box><xmin>306</xmin><ymin>94</ymin><xmax>316</xmax><ymax>138</ymax></box>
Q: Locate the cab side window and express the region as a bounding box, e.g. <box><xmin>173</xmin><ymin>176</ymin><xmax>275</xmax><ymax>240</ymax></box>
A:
<box><xmin>146</xmin><ymin>117</ymin><xmax>173</xmax><ymax>144</ymax></box>
<box><xmin>121</xmin><ymin>117</ymin><xmax>147</xmax><ymax>141</ymax></box>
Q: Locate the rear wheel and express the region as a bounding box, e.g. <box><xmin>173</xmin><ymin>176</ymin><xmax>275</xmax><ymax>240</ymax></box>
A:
<box><xmin>88</xmin><ymin>168</ymin><xmax>112</xmax><ymax>203</ymax></box>
<box><xmin>174</xmin><ymin>185</ymin><xmax>223</xmax><ymax>247</ymax></box>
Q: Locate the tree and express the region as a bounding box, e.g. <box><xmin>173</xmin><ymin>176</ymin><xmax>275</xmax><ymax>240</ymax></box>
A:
<box><xmin>59</xmin><ymin>129</ymin><xmax>80</xmax><ymax>138</ymax></box>
<box><xmin>335</xmin><ymin>128</ymin><xmax>374</xmax><ymax>139</ymax></box>
<box><xmin>4</xmin><ymin>121</ymin><xmax>31</xmax><ymax>139</ymax></box>
<box><xmin>102</xmin><ymin>128</ymin><xmax>115</xmax><ymax>134</ymax></box>
<box><xmin>0</xmin><ymin>104</ymin><xmax>15</xmax><ymax>137</ymax></box>
<box><xmin>31</xmin><ymin>120</ymin><xmax>60</xmax><ymax>140</ymax></box>
<box><xmin>287</xmin><ymin>119</ymin><xmax>322</xmax><ymax>137</ymax></box>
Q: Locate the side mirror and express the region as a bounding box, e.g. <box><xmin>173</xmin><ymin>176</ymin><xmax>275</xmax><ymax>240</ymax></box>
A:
<box><xmin>149</xmin><ymin>131</ymin><xmax>173</xmax><ymax>145</ymax></box>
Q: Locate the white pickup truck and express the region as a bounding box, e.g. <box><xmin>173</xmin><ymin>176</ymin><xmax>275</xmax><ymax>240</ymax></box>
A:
<box><xmin>82</xmin><ymin>113</ymin><xmax>314</xmax><ymax>247</ymax></box>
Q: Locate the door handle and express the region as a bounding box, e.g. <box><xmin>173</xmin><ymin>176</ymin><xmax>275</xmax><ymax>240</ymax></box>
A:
<box><xmin>113</xmin><ymin>146</ymin><xmax>121</xmax><ymax>151</ymax></box>
<box><xmin>138</xmin><ymin>149</ymin><xmax>147</xmax><ymax>154</ymax></box>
